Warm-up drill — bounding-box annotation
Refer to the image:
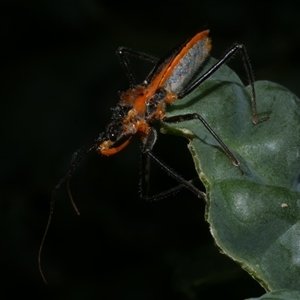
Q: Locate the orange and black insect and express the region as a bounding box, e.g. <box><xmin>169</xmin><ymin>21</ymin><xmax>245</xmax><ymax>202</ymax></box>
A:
<box><xmin>39</xmin><ymin>30</ymin><xmax>258</xmax><ymax>283</ymax></box>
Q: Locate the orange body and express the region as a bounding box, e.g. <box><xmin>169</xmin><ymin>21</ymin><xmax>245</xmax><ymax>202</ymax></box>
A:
<box><xmin>98</xmin><ymin>30</ymin><xmax>212</xmax><ymax>156</ymax></box>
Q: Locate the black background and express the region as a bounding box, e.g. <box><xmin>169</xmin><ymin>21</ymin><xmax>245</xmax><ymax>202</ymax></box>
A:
<box><xmin>1</xmin><ymin>1</ymin><xmax>299</xmax><ymax>299</ymax></box>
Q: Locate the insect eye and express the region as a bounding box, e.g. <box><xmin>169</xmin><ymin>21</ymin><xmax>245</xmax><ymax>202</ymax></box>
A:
<box><xmin>107</xmin><ymin>122</ymin><xmax>123</xmax><ymax>142</ymax></box>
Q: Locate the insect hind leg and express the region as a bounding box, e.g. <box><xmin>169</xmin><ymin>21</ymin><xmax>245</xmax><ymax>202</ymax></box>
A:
<box><xmin>177</xmin><ymin>43</ymin><xmax>265</xmax><ymax>124</ymax></box>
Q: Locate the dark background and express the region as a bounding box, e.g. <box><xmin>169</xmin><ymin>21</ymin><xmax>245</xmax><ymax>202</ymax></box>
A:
<box><xmin>1</xmin><ymin>1</ymin><xmax>299</xmax><ymax>299</ymax></box>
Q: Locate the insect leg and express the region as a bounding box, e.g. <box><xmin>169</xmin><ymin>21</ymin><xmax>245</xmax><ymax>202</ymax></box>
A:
<box><xmin>178</xmin><ymin>44</ymin><xmax>260</xmax><ymax>124</ymax></box>
<box><xmin>147</xmin><ymin>151</ymin><xmax>206</xmax><ymax>199</ymax></box>
<box><xmin>140</xmin><ymin>127</ymin><xmax>206</xmax><ymax>201</ymax></box>
<box><xmin>116</xmin><ymin>47</ymin><xmax>158</xmax><ymax>87</ymax></box>
<box><xmin>163</xmin><ymin>113</ymin><xmax>240</xmax><ymax>167</ymax></box>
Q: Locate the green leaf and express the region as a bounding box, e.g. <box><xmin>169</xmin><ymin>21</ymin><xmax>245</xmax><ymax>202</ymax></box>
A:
<box><xmin>162</xmin><ymin>57</ymin><xmax>300</xmax><ymax>291</ymax></box>
<box><xmin>247</xmin><ymin>289</ymin><xmax>300</xmax><ymax>300</ymax></box>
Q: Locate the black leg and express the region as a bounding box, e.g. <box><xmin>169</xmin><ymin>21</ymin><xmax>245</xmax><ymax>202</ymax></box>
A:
<box><xmin>177</xmin><ymin>44</ymin><xmax>260</xmax><ymax>124</ymax></box>
<box><xmin>163</xmin><ymin>113</ymin><xmax>240</xmax><ymax>167</ymax></box>
<box><xmin>116</xmin><ymin>47</ymin><xmax>158</xmax><ymax>87</ymax></box>
<box><xmin>139</xmin><ymin>127</ymin><xmax>206</xmax><ymax>201</ymax></box>
<box><xmin>140</xmin><ymin>150</ymin><xmax>206</xmax><ymax>201</ymax></box>
<box><xmin>140</xmin><ymin>150</ymin><xmax>151</xmax><ymax>199</ymax></box>
<box><xmin>144</xmin><ymin>151</ymin><xmax>206</xmax><ymax>200</ymax></box>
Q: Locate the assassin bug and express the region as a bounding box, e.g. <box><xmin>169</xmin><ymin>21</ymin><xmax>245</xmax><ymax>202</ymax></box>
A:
<box><xmin>39</xmin><ymin>30</ymin><xmax>260</xmax><ymax>283</ymax></box>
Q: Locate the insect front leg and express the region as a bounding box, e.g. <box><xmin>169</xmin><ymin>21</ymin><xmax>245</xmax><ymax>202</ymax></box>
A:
<box><xmin>140</xmin><ymin>127</ymin><xmax>205</xmax><ymax>201</ymax></box>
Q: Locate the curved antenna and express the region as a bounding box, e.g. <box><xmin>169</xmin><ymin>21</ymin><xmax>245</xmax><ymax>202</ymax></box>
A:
<box><xmin>38</xmin><ymin>143</ymin><xmax>96</xmax><ymax>284</ymax></box>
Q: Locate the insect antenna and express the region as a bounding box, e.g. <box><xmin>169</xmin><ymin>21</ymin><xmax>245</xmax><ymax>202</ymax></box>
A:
<box><xmin>38</xmin><ymin>142</ymin><xmax>96</xmax><ymax>284</ymax></box>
